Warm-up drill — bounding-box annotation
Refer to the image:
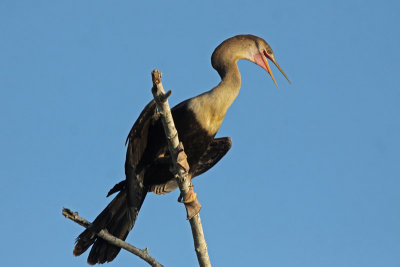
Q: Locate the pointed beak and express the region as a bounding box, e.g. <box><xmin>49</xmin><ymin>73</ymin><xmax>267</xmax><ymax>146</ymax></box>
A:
<box><xmin>262</xmin><ymin>51</ymin><xmax>291</xmax><ymax>87</ymax></box>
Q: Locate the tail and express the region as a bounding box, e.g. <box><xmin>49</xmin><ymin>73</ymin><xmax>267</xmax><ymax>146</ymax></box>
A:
<box><xmin>73</xmin><ymin>189</ymin><xmax>147</xmax><ymax>265</ymax></box>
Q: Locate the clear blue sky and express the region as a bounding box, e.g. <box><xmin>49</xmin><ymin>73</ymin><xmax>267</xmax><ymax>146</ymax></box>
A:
<box><xmin>1</xmin><ymin>1</ymin><xmax>399</xmax><ymax>266</ymax></box>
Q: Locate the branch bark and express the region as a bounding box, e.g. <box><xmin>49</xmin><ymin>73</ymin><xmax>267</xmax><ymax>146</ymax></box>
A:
<box><xmin>151</xmin><ymin>69</ymin><xmax>211</xmax><ymax>267</ymax></box>
<box><xmin>62</xmin><ymin>208</ymin><xmax>163</xmax><ymax>267</ymax></box>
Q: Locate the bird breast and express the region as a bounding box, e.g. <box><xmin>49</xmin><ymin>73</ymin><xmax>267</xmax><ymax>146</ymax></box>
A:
<box><xmin>187</xmin><ymin>95</ymin><xmax>226</xmax><ymax>136</ymax></box>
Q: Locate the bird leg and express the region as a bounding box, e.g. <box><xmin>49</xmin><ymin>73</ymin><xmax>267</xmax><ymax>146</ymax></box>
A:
<box><xmin>175</xmin><ymin>143</ymin><xmax>201</xmax><ymax>219</ymax></box>
<box><xmin>176</xmin><ymin>143</ymin><xmax>190</xmax><ymax>172</ymax></box>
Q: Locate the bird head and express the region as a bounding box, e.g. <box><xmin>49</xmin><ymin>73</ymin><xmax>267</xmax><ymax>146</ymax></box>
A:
<box><xmin>251</xmin><ymin>37</ymin><xmax>291</xmax><ymax>87</ymax></box>
<box><xmin>212</xmin><ymin>34</ymin><xmax>290</xmax><ymax>87</ymax></box>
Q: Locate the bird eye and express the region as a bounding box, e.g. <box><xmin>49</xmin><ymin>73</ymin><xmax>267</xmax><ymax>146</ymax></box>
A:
<box><xmin>267</xmin><ymin>49</ymin><xmax>272</xmax><ymax>55</ymax></box>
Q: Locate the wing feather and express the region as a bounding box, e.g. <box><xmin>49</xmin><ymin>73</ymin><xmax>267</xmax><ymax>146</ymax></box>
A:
<box><xmin>124</xmin><ymin>100</ymin><xmax>158</xmax><ymax>223</ymax></box>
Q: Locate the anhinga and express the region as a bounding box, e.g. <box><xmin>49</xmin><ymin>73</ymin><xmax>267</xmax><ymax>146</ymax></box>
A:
<box><xmin>73</xmin><ymin>34</ymin><xmax>290</xmax><ymax>265</ymax></box>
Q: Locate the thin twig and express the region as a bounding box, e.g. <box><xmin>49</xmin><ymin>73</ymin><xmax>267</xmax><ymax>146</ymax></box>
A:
<box><xmin>151</xmin><ymin>69</ymin><xmax>211</xmax><ymax>267</ymax></box>
<box><xmin>62</xmin><ymin>208</ymin><xmax>163</xmax><ymax>267</ymax></box>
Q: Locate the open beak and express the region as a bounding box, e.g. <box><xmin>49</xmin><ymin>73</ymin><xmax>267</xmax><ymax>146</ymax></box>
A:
<box><xmin>262</xmin><ymin>51</ymin><xmax>291</xmax><ymax>88</ymax></box>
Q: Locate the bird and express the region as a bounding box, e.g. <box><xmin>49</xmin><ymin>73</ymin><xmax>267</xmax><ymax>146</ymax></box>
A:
<box><xmin>72</xmin><ymin>34</ymin><xmax>290</xmax><ymax>265</ymax></box>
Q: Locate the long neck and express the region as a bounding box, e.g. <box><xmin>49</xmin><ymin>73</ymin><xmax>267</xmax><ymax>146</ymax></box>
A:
<box><xmin>188</xmin><ymin>60</ymin><xmax>241</xmax><ymax>136</ymax></box>
<box><xmin>207</xmin><ymin>61</ymin><xmax>241</xmax><ymax>115</ymax></box>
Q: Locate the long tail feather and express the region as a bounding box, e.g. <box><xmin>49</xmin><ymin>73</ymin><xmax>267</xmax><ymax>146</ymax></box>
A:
<box><xmin>73</xmin><ymin>189</ymin><xmax>147</xmax><ymax>265</ymax></box>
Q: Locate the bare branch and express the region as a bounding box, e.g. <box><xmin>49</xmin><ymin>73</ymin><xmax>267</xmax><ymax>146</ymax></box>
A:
<box><xmin>62</xmin><ymin>208</ymin><xmax>163</xmax><ymax>267</ymax></box>
<box><xmin>151</xmin><ymin>69</ymin><xmax>211</xmax><ymax>267</ymax></box>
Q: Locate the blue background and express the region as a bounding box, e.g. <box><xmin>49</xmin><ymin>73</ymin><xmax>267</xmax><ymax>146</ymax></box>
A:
<box><xmin>1</xmin><ymin>1</ymin><xmax>399</xmax><ymax>266</ymax></box>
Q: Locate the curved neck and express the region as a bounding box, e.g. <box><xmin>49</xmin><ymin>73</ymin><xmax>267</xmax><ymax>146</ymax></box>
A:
<box><xmin>186</xmin><ymin>35</ymin><xmax>266</xmax><ymax>135</ymax></box>
<box><xmin>207</xmin><ymin>61</ymin><xmax>241</xmax><ymax>114</ymax></box>
<box><xmin>188</xmin><ymin>60</ymin><xmax>242</xmax><ymax>136</ymax></box>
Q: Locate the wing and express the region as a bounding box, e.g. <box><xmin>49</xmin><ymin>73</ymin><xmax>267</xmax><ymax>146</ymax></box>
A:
<box><xmin>125</xmin><ymin>99</ymin><xmax>158</xmax><ymax>147</ymax></box>
<box><xmin>150</xmin><ymin>137</ymin><xmax>232</xmax><ymax>195</ymax></box>
<box><xmin>107</xmin><ymin>100</ymin><xmax>160</xmax><ymax>198</ymax></box>
<box><xmin>191</xmin><ymin>137</ymin><xmax>232</xmax><ymax>177</ymax></box>
<box><xmin>124</xmin><ymin>99</ymin><xmax>158</xmax><ymax>226</ymax></box>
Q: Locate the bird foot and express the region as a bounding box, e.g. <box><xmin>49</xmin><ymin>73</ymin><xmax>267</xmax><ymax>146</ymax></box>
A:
<box><xmin>176</xmin><ymin>143</ymin><xmax>190</xmax><ymax>172</ymax></box>
<box><xmin>178</xmin><ymin>183</ymin><xmax>202</xmax><ymax>219</ymax></box>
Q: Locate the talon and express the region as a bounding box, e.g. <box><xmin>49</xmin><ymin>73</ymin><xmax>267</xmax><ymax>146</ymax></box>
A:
<box><xmin>176</xmin><ymin>151</ymin><xmax>189</xmax><ymax>172</ymax></box>
<box><xmin>177</xmin><ymin>183</ymin><xmax>194</xmax><ymax>203</ymax></box>
<box><xmin>182</xmin><ymin>192</ymin><xmax>197</xmax><ymax>204</ymax></box>
<box><xmin>185</xmin><ymin>198</ymin><xmax>201</xmax><ymax>220</ymax></box>
<box><xmin>177</xmin><ymin>183</ymin><xmax>201</xmax><ymax>219</ymax></box>
<box><xmin>178</xmin><ymin>190</ymin><xmax>196</xmax><ymax>203</ymax></box>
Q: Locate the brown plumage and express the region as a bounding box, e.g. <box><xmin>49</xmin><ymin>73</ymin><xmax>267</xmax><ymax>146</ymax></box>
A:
<box><xmin>73</xmin><ymin>34</ymin><xmax>289</xmax><ymax>265</ymax></box>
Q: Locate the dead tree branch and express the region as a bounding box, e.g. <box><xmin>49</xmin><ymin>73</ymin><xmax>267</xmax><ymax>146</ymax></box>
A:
<box><xmin>62</xmin><ymin>208</ymin><xmax>163</xmax><ymax>267</ymax></box>
<box><xmin>151</xmin><ymin>69</ymin><xmax>211</xmax><ymax>267</ymax></box>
